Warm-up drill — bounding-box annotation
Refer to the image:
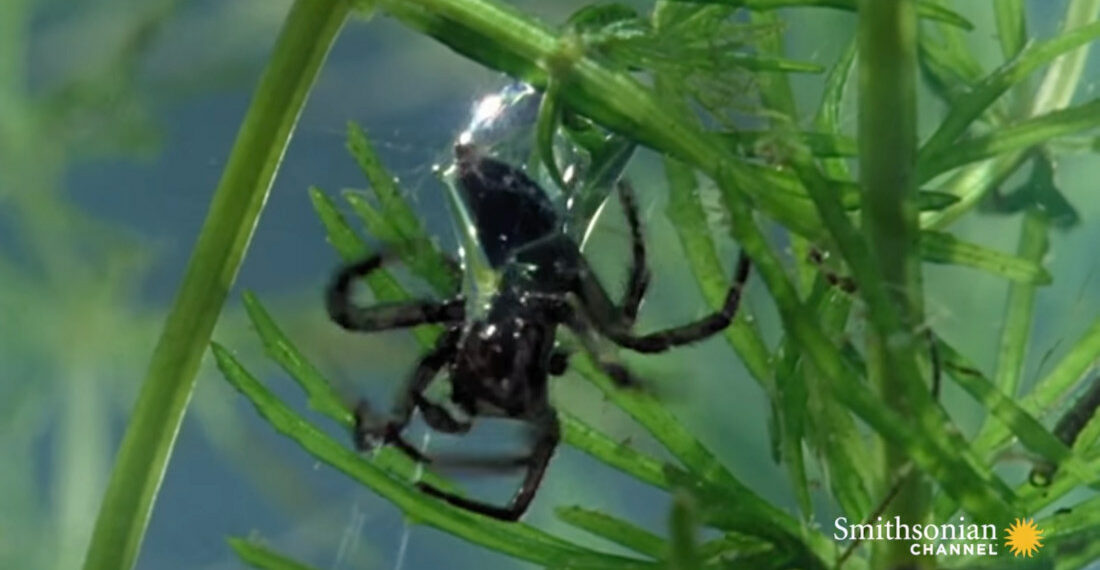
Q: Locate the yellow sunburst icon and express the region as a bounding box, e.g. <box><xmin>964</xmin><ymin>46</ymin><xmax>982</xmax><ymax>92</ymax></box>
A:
<box><xmin>1005</xmin><ymin>518</ymin><xmax>1044</xmax><ymax>557</ymax></box>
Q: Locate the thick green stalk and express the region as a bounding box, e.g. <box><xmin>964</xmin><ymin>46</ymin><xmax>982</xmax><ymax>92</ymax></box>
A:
<box><xmin>858</xmin><ymin>1</ymin><xmax>926</xmax><ymax>568</ymax></box>
<box><xmin>859</xmin><ymin>0</ymin><xmax>922</xmax><ymax>324</ymax></box>
<box><xmin>81</xmin><ymin>1</ymin><xmax>350</xmax><ymax>569</ymax></box>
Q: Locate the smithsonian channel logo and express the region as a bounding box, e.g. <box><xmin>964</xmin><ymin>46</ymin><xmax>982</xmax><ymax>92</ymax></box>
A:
<box><xmin>834</xmin><ymin>516</ymin><xmax>1044</xmax><ymax>558</ymax></box>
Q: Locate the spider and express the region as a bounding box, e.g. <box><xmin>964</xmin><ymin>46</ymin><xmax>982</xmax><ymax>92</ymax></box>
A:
<box><xmin>326</xmin><ymin>142</ymin><xmax>752</xmax><ymax>521</ymax></box>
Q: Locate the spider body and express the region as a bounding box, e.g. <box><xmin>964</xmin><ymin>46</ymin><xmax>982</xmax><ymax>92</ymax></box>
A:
<box><xmin>453</xmin><ymin>142</ymin><xmax>560</xmax><ymax>267</ymax></box>
<box><xmin>327</xmin><ymin>143</ymin><xmax>751</xmax><ymax>520</ymax></box>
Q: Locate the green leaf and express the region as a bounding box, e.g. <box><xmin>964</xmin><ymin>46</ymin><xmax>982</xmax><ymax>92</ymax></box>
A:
<box><xmin>663</xmin><ymin>156</ymin><xmax>773</xmax><ymax>388</ymax></box>
<box><xmin>664</xmin><ymin>469</ymin><xmax>829</xmax><ymax>569</ymax></box>
<box><xmin>712</xmin><ymin>53</ymin><xmax>823</xmax><ymax>73</ymax></box>
<box><xmin>344</xmin><ymin>121</ymin><xmax>422</xmax><ymax>242</ymax></box>
<box><xmin>228</xmin><ymin>538</ymin><xmax>322</xmax><ymax>570</ymax></box>
<box><xmin>308</xmin><ymin>187</ymin><xmax>441</xmax><ymax>347</ymax></box>
<box><xmin>801</xmin><ymin>289</ymin><xmax>872</xmax><ymax>521</ymax></box>
<box><xmin>814</xmin><ymin>38</ymin><xmax>855</xmax><ymax>131</ymax></box>
<box><xmin>570</xmin><ymin>355</ymin><xmax>737</xmax><ymax>489</ymax></box>
<box><xmin>716</xmin><ymin>163</ymin><xmax>1018</xmax><ymax>526</ymax></box>
<box><xmin>564</xmin><ymin>2</ymin><xmax>639</xmax><ymax>34</ymax></box>
<box><xmin>82</xmin><ymin>3</ymin><xmax>351</xmax><ymax>569</ymax></box>
<box><xmin>919</xmin><ymin>98</ymin><xmax>1100</xmax><ymax>182</ymax></box>
<box><xmin>779</xmin><ymin>138</ymin><xmax>1017</xmax><ymax>528</ymax></box>
<box><xmin>341</xmin><ymin>191</ymin><xmax>401</xmax><ymax>243</ymax></box>
<box><xmin>970</xmin><ymin>209</ymin><xmax>1050</xmax><ymax>448</ymax></box>
<box><xmin>535</xmin><ymin>81</ymin><xmax>568</xmax><ymax>194</ymax></box>
<box><xmin>919</xmin><ymin>151</ymin><xmax>1030</xmax><ymax>231</ymax></box>
<box><xmin>557</xmin><ymin>506</ymin><xmax>667</xmax><ymax>559</ymax></box>
<box><xmin>813</xmin><ymin>36</ymin><xmax>857</xmax><ymax>179</ymax></box>
<box><xmin>1040</xmin><ymin>494</ymin><xmax>1100</xmax><ymax>542</ymax></box>
<box><xmin>918</xmin><ymin>32</ymin><xmax>986</xmax><ymax>107</ymax></box>
<box><xmin>720</xmin><ymin>130</ymin><xmax>856</xmax><ymax>158</ymax></box>
<box><xmin>920</xmin><ymin>20</ymin><xmax>1100</xmax><ymax>160</ymax></box>
<box><xmin>918</xmin><ymin>230</ymin><xmax>1053</xmax><ymax>285</ymax></box>
<box><xmin>569</xmin><ymin>355</ymin><xmax>832</xmax><ymax>561</ymax></box>
<box><xmin>239</xmin><ymin>291</ymin><xmax>459</xmax><ymax>493</ymax></box>
<box><xmin>212</xmin><ymin>343</ymin><xmax>650</xmax><ymax>568</ymax></box>
<box><xmin>773</xmin><ymin>334</ymin><xmax>811</xmax><ymax>518</ymax></box>
<box><xmin>994</xmin><ymin>0</ymin><xmax>1028</xmax><ymax>60</ymax></box>
<box><xmin>672</xmin><ymin>0</ymin><xmax>973</xmax><ymax>29</ymax></box>
<box><xmin>937</xmin><ymin>341</ymin><xmax>1090</xmax><ymax>480</ymax></box>
<box><xmin>668</xmin><ymin>492</ymin><xmax>702</xmax><ymax>570</ymax></box>
<box><xmin>974</xmin><ymin>317</ymin><xmax>1100</xmax><ymax>460</ymax></box>
<box><xmin>345</xmin><ymin>123</ymin><xmax>458</xmax><ymax>295</ymax></box>
<box><xmin>308</xmin><ymin>186</ymin><xmax>367</xmax><ymax>260</ymax></box>
<box><xmin>559</xmin><ymin>412</ymin><xmax>672</xmax><ymax>491</ymax></box>
<box><xmin>242</xmin><ymin>291</ymin><xmax>351</xmax><ymax>426</ymax></box>
<box><xmin>696</xmin><ymin>533</ymin><xmax>775</xmax><ymax>564</ymax></box>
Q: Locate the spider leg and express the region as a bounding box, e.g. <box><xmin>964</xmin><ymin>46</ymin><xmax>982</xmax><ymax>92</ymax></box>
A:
<box><xmin>415</xmin><ymin>393</ymin><xmax>473</xmax><ymax>435</ymax></box>
<box><xmin>416</xmin><ymin>408</ymin><xmax>560</xmax><ymax>521</ymax></box>
<box><xmin>577</xmin><ymin>251</ymin><xmax>752</xmax><ymax>354</ymax></box>
<box><xmin>558</xmin><ymin>306</ymin><xmax>642</xmax><ymax>388</ymax></box>
<box><xmin>354</xmin><ymin>329</ymin><xmax>463</xmax><ymax>461</ymax></box>
<box><xmin>548</xmin><ymin>348</ymin><xmax>570</xmax><ymax>376</ymax></box>
<box><xmin>327</xmin><ymin>255</ymin><xmax>464</xmax><ymax>332</ymax></box>
<box><xmin>616</xmin><ymin>180</ymin><xmax>651</xmax><ymax>326</ymax></box>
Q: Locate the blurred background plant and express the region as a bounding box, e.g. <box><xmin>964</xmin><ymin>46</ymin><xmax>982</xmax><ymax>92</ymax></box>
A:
<box><xmin>0</xmin><ymin>0</ymin><xmax>307</xmax><ymax>567</ymax></box>
<box><xmin>6</xmin><ymin>0</ymin><xmax>1100</xmax><ymax>569</ymax></box>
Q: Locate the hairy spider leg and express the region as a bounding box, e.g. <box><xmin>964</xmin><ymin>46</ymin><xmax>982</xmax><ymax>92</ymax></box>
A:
<box><xmin>616</xmin><ymin>179</ymin><xmax>651</xmax><ymax>326</ymax></box>
<box><xmin>576</xmin><ymin>250</ymin><xmax>753</xmax><ymax>353</ymax></box>
<box><xmin>416</xmin><ymin>409</ymin><xmax>561</xmax><ymax>521</ymax></box>
<box><xmin>559</xmin><ymin>306</ymin><xmax>643</xmax><ymax>388</ymax></box>
<box><xmin>353</xmin><ymin>329</ymin><xmax>471</xmax><ymax>461</ymax></box>
<box><xmin>326</xmin><ymin>254</ymin><xmax>465</xmax><ymax>331</ymax></box>
<box><xmin>546</xmin><ymin>180</ymin><xmax>650</xmax><ymax>375</ymax></box>
<box><xmin>547</xmin><ymin>349</ymin><xmax>570</xmax><ymax>376</ymax></box>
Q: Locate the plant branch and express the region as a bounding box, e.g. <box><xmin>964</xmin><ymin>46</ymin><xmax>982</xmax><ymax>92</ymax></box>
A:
<box><xmin>82</xmin><ymin>2</ymin><xmax>350</xmax><ymax>568</ymax></box>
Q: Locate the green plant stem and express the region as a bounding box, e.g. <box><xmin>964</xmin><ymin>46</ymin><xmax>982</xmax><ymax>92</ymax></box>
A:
<box><xmin>382</xmin><ymin>0</ymin><xmax>826</xmax><ymax>239</ymax></box>
<box><xmin>858</xmin><ymin>1</ymin><xmax>927</xmax><ymax>568</ymax></box>
<box><xmin>81</xmin><ymin>2</ymin><xmax>350</xmax><ymax>569</ymax></box>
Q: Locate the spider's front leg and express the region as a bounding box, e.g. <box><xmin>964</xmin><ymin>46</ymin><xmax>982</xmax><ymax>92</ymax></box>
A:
<box><xmin>577</xmin><ymin>250</ymin><xmax>752</xmax><ymax>354</ymax></box>
<box><xmin>416</xmin><ymin>408</ymin><xmax>560</xmax><ymax>521</ymax></box>
<box><xmin>327</xmin><ymin>254</ymin><xmax>465</xmax><ymax>332</ymax></box>
<box><xmin>540</xmin><ymin>179</ymin><xmax>649</xmax><ymax>377</ymax></box>
<box><xmin>616</xmin><ymin>179</ymin><xmax>651</xmax><ymax>326</ymax></box>
<box><xmin>353</xmin><ymin>328</ymin><xmax>467</xmax><ymax>461</ymax></box>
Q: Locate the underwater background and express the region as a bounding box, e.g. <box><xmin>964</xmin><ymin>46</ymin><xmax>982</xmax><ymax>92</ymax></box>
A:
<box><xmin>4</xmin><ymin>1</ymin><xmax>1100</xmax><ymax>568</ymax></box>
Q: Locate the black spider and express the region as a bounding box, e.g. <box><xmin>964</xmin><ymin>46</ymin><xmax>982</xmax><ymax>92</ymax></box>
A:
<box><xmin>326</xmin><ymin>142</ymin><xmax>752</xmax><ymax>521</ymax></box>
